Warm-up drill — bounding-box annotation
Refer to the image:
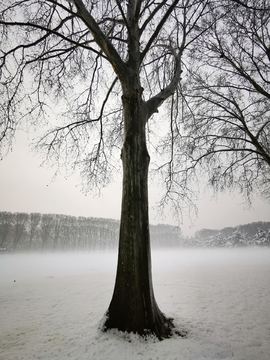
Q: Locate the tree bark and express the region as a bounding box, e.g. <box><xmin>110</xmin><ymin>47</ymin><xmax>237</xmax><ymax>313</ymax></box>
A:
<box><xmin>103</xmin><ymin>84</ymin><xmax>173</xmax><ymax>339</ymax></box>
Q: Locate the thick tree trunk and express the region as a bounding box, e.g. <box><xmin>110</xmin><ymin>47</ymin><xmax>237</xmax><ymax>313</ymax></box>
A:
<box><xmin>103</xmin><ymin>88</ymin><xmax>173</xmax><ymax>339</ymax></box>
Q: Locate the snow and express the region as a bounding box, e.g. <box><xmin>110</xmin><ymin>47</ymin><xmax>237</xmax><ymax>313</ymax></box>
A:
<box><xmin>1</xmin><ymin>248</ymin><xmax>270</xmax><ymax>360</ymax></box>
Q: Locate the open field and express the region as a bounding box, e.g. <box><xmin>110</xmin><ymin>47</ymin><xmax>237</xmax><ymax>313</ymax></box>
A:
<box><xmin>1</xmin><ymin>248</ymin><xmax>270</xmax><ymax>360</ymax></box>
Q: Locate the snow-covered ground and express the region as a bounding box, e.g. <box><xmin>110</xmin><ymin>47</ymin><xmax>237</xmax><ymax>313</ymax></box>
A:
<box><xmin>0</xmin><ymin>248</ymin><xmax>269</xmax><ymax>360</ymax></box>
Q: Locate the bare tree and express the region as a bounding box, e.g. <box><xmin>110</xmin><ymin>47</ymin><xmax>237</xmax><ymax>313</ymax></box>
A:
<box><xmin>174</xmin><ymin>0</ymin><xmax>270</xmax><ymax>203</ymax></box>
<box><xmin>0</xmin><ymin>212</ymin><xmax>12</xmax><ymax>248</ymax></box>
<box><xmin>1</xmin><ymin>0</ymin><xmax>245</xmax><ymax>338</ymax></box>
<box><xmin>40</xmin><ymin>213</ymin><xmax>54</xmax><ymax>250</ymax></box>
<box><xmin>0</xmin><ymin>0</ymin><xmax>209</xmax><ymax>338</ymax></box>
<box><xmin>28</xmin><ymin>212</ymin><xmax>41</xmax><ymax>250</ymax></box>
<box><xmin>13</xmin><ymin>212</ymin><xmax>28</xmax><ymax>250</ymax></box>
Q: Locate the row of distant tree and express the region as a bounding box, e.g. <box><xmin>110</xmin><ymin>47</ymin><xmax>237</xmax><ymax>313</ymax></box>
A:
<box><xmin>187</xmin><ymin>222</ymin><xmax>270</xmax><ymax>248</ymax></box>
<box><xmin>0</xmin><ymin>211</ymin><xmax>269</xmax><ymax>252</ymax></box>
<box><xmin>0</xmin><ymin>211</ymin><xmax>182</xmax><ymax>252</ymax></box>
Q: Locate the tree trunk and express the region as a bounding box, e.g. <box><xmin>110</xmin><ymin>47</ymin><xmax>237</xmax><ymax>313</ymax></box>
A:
<box><xmin>103</xmin><ymin>87</ymin><xmax>173</xmax><ymax>339</ymax></box>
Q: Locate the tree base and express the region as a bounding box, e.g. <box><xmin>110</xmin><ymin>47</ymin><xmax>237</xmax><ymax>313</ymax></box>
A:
<box><xmin>101</xmin><ymin>312</ymin><xmax>187</xmax><ymax>341</ymax></box>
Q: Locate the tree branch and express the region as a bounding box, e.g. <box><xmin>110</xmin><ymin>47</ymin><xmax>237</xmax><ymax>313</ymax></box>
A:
<box><xmin>140</xmin><ymin>0</ymin><xmax>168</xmax><ymax>35</ymax></box>
<box><xmin>0</xmin><ymin>20</ymin><xmax>107</xmax><ymax>58</ymax></box>
<box><xmin>144</xmin><ymin>50</ymin><xmax>183</xmax><ymax>119</ymax></box>
<box><xmin>230</xmin><ymin>0</ymin><xmax>270</xmax><ymax>11</ymax></box>
<box><xmin>73</xmin><ymin>0</ymin><xmax>127</xmax><ymax>78</ymax></box>
<box><xmin>140</xmin><ymin>0</ymin><xmax>180</xmax><ymax>62</ymax></box>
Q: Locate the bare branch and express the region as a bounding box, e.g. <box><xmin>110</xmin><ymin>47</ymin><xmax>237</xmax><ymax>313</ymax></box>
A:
<box><xmin>140</xmin><ymin>0</ymin><xmax>180</xmax><ymax>62</ymax></box>
<box><xmin>73</xmin><ymin>0</ymin><xmax>127</xmax><ymax>78</ymax></box>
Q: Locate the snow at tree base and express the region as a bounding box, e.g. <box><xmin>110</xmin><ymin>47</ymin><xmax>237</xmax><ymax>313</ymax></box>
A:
<box><xmin>1</xmin><ymin>249</ymin><xmax>269</xmax><ymax>360</ymax></box>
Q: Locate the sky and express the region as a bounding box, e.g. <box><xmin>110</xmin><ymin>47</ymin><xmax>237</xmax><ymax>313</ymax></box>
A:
<box><xmin>0</xmin><ymin>131</ymin><xmax>269</xmax><ymax>236</ymax></box>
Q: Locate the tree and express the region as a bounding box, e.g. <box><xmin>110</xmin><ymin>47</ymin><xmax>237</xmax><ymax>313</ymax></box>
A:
<box><xmin>1</xmin><ymin>0</ymin><xmax>261</xmax><ymax>339</ymax></box>
<box><xmin>174</xmin><ymin>0</ymin><xmax>270</xmax><ymax>203</ymax></box>
<box><xmin>0</xmin><ymin>212</ymin><xmax>12</xmax><ymax>249</ymax></box>
<box><xmin>226</xmin><ymin>230</ymin><xmax>248</xmax><ymax>247</ymax></box>
<box><xmin>13</xmin><ymin>212</ymin><xmax>28</xmax><ymax>250</ymax></box>
<box><xmin>28</xmin><ymin>212</ymin><xmax>41</xmax><ymax>250</ymax></box>
<box><xmin>0</xmin><ymin>0</ymin><xmax>210</xmax><ymax>338</ymax></box>
<box><xmin>253</xmin><ymin>228</ymin><xmax>270</xmax><ymax>245</ymax></box>
<box><xmin>40</xmin><ymin>214</ymin><xmax>54</xmax><ymax>250</ymax></box>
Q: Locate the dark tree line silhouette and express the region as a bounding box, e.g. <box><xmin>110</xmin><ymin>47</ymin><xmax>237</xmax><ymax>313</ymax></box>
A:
<box><xmin>0</xmin><ymin>211</ymin><xmax>182</xmax><ymax>252</ymax></box>
<box><xmin>0</xmin><ymin>211</ymin><xmax>268</xmax><ymax>251</ymax></box>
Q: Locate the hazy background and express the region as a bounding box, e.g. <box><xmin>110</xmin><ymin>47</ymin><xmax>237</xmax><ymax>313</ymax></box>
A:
<box><xmin>0</xmin><ymin>132</ymin><xmax>269</xmax><ymax>236</ymax></box>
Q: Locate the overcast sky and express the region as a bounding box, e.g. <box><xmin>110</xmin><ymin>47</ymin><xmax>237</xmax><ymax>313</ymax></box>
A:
<box><xmin>0</xmin><ymin>131</ymin><xmax>269</xmax><ymax>236</ymax></box>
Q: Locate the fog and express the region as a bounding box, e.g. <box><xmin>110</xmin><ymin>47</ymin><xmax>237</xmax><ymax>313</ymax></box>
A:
<box><xmin>0</xmin><ymin>251</ymin><xmax>118</xmax><ymax>285</ymax></box>
<box><xmin>1</xmin><ymin>248</ymin><xmax>269</xmax><ymax>284</ymax></box>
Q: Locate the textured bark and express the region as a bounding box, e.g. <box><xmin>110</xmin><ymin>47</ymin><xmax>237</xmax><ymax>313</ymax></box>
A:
<box><xmin>95</xmin><ymin>0</ymin><xmax>183</xmax><ymax>339</ymax></box>
<box><xmin>103</xmin><ymin>83</ymin><xmax>174</xmax><ymax>339</ymax></box>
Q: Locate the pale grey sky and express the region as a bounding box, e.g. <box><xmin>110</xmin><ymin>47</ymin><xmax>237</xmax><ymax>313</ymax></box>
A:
<box><xmin>0</xmin><ymin>132</ymin><xmax>269</xmax><ymax>236</ymax></box>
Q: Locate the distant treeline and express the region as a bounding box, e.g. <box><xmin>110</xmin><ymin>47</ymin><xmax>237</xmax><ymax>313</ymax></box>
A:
<box><xmin>0</xmin><ymin>211</ymin><xmax>269</xmax><ymax>252</ymax></box>
<box><xmin>0</xmin><ymin>212</ymin><xmax>182</xmax><ymax>252</ymax></box>
<box><xmin>188</xmin><ymin>221</ymin><xmax>270</xmax><ymax>248</ymax></box>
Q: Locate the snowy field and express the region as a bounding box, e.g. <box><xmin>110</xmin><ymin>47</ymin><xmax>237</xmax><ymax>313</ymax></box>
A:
<box><xmin>0</xmin><ymin>248</ymin><xmax>270</xmax><ymax>360</ymax></box>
